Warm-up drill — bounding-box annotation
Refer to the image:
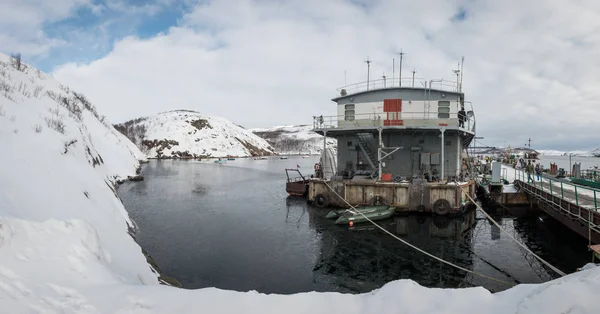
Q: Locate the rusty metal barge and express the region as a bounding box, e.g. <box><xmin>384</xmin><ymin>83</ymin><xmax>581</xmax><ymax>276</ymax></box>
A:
<box><xmin>306</xmin><ymin>71</ymin><xmax>478</xmax><ymax>216</ymax></box>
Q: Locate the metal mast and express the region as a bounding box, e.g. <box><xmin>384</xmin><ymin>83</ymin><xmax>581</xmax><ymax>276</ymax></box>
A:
<box><xmin>397</xmin><ymin>49</ymin><xmax>404</xmax><ymax>87</ymax></box>
<box><xmin>392</xmin><ymin>58</ymin><xmax>395</xmax><ymax>82</ymax></box>
<box><xmin>412</xmin><ymin>69</ymin><xmax>416</xmax><ymax>87</ymax></box>
<box><xmin>460</xmin><ymin>56</ymin><xmax>464</xmax><ymax>92</ymax></box>
<box><xmin>365</xmin><ymin>57</ymin><xmax>371</xmax><ymax>91</ymax></box>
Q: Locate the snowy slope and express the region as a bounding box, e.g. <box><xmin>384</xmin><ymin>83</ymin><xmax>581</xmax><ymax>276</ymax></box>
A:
<box><xmin>2</xmin><ymin>54</ymin><xmax>600</xmax><ymax>313</ymax></box>
<box><xmin>115</xmin><ymin>110</ymin><xmax>275</xmax><ymax>158</ymax></box>
<box><xmin>251</xmin><ymin>125</ymin><xmax>337</xmax><ymax>155</ymax></box>
<box><xmin>0</xmin><ymin>52</ymin><xmax>159</xmax><ymax>301</ymax></box>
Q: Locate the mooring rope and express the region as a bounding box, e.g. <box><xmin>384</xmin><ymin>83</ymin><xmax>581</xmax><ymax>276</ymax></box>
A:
<box><xmin>460</xmin><ymin>186</ymin><xmax>568</xmax><ymax>277</ymax></box>
<box><xmin>322</xmin><ymin>181</ymin><xmax>515</xmax><ymax>287</ymax></box>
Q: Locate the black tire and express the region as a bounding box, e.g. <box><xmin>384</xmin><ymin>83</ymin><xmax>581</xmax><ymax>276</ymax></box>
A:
<box><xmin>368</xmin><ymin>195</ymin><xmax>389</xmax><ymax>206</ymax></box>
<box><xmin>433</xmin><ymin>199</ymin><xmax>452</xmax><ymax>216</ymax></box>
<box><xmin>314</xmin><ymin>194</ymin><xmax>330</xmax><ymax>208</ymax></box>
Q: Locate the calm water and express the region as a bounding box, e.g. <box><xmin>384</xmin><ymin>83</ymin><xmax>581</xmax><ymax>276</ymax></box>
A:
<box><xmin>119</xmin><ymin>157</ymin><xmax>591</xmax><ymax>294</ymax></box>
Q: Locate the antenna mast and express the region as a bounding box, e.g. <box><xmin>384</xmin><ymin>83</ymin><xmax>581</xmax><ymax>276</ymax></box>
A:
<box><xmin>382</xmin><ymin>73</ymin><xmax>386</xmax><ymax>88</ymax></box>
<box><xmin>460</xmin><ymin>56</ymin><xmax>464</xmax><ymax>92</ymax></box>
<box><xmin>392</xmin><ymin>58</ymin><xmax>395</xmax><ymax>82</ymax></box>
<box><xmin>452</xmin><ymin>62</ymin><xmax>460</xmax><ymax>92</ymax></box>
<box><xmin>397</xmin><ymin>49</ymin><xmax>404</xmax><ymax>87</ymax></box>
<box><xmin>412</xmin><ymin>69</ymin><xmax>416</xmax><ymax>87</ymax></box>
<box><xmin>365</xmin><ymin>57</ymin><xmax>371</xmax><ymax>91</ymax></box>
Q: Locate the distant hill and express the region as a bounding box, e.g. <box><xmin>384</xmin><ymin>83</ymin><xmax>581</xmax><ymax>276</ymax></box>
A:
<box><xmin>251</xmin><ymin>125</ymin><xmax>337</xmax><ymax>155</ymax></box>
<box><xmin>114</xmin><ymin>110</ymin><xmax>275</xmax><ymax>158</ymax></box>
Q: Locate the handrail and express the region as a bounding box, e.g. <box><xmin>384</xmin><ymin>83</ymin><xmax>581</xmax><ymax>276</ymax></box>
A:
<box><xmin>512</xmin><ymin>167</ymin><xmax>599</xmax><ymax>212</ymax></box>
<box><xmin>312</xmin><ymin>112</ymin><xmax>475</xmax><ymax>132</ymax></box>
<box><xmin>336</xmin><ymin>77</ymin><xmax>460</xmax><ymax>96</ymax></box>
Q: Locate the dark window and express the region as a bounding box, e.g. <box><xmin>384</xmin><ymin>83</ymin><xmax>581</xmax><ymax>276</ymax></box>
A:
<box><xmin>419</xmin><ymin>139</ymin><xmax>425</xmax><ymax>144</ymax></box>
<box><xmin>446</xmin><ymin>140</ymin><xmax>451</xmax><ymax>146</ymax></box>
<box><xmin>347</xmin><ymin>141</ymin><xmax>353</xmax><ymax>147</ymax></box>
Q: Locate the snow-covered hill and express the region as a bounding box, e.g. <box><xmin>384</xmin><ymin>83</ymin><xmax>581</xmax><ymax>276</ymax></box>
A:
<box><xmin>115</xmin><ymin>110</ymin><xmax>275</xmax><ymax>158</ymax></box>
<box><xmin>251</xmin><ymin>125</ymin><xmax>337</xmax><ymax>155</ymax></box>
<box><xmin>0</xmin><ymin>52</ymin><xmax>160</xmax><ymax>305</ymax></box>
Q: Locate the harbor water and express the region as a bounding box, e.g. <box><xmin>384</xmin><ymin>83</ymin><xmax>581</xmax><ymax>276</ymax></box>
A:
<box><xmin>119</xmin><ymin>156</ymin><xmax>591</xmax><ymax>294</ymax></box>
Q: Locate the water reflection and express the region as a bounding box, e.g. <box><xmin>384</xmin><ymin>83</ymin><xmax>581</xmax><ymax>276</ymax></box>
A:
<box><xmin>304</xmin><ymin>207</ymin><xmax>478</xmax><ymax>292</ymax></box>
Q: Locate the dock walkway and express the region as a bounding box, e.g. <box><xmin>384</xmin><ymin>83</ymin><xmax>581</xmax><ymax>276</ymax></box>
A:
<box><xmin>503</xmin><ymin>166</ymin><xmax>600</xmax><ymax>243</ymax></box>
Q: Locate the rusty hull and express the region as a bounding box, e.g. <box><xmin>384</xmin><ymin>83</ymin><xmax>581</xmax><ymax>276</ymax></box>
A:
<box><xmin>308</xmin><ymin>179</ymin><xmax>476</xmax><ymax>214</ymax></box>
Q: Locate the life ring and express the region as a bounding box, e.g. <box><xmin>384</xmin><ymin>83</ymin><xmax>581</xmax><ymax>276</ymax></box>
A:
<box><xmin>314</xmin><ymin>193</ymin><xmax>329</xmax><ymax>208</ymax></box>
<box><xmin>314</xmin><ymin>163</ymin><xmax>320</xmax><ymax>171</ymax></box>
<box><xmin>432</xmin><ymin>199</ymin><xmax>452</xmax><ymax>216</ymax></box>
<box><xmin>368</xmin><ymin>195</ymin><xmax>389</xmax><ymax>206</ymax></box>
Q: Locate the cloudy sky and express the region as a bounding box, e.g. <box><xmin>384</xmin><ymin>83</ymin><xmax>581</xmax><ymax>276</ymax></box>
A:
<box><xmin>2</xmin><ymin>0</ymin><xmax>600</xmax><ymax>150</ymax></box>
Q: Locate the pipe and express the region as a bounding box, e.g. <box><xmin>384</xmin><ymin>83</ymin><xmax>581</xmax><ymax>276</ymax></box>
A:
<box><xmin>378</xmin><ymin>128</ymin><xmax>383</xmax><ymax>180</ymax></box>
<box><xmin>441</xmin><ymin>128</ymin><xmax>446</xmax><ymax>182</ymax></box>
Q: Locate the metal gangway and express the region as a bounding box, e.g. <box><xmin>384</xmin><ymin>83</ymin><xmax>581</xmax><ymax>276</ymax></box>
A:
<box><xmin>512</xmin><ymin>168</ymin><xmax>600</xmax><ymax>244</ymax></box>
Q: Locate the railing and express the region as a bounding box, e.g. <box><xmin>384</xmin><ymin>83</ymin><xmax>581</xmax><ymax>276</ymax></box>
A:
<box><xmin>579</xmin><ymin>169</ymin><xmax>600</xmax><ymax>182</ymax></box>
<box><xmin>513</xmin><ymin>168</ymin><xmax>599</xmax><ymax>212</ymax></box>
<box><xmin>336</xmin><ymin>77</ymin><xmax>460</xmax><ymax>97</ymax></box>
<box><xmin>312</xmin><ymin>112</ymin><xmax>475</xmax><ymax>132</ymax></box>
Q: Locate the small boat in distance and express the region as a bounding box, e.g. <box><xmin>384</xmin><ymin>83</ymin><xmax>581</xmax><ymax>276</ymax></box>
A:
<box><xmin>280</xmin><ymin>156</ymin><xmax>289</xmax><ymax>160</ymax></box>
<box><xmin>254</xmin><ymin>157</ymin><xmax>268</xmax><ymax>160</ymax></box>
<box><xmin>227</xmin><ymin>158</ymin><xmax>235</xmax><ymax>161</ymax></box>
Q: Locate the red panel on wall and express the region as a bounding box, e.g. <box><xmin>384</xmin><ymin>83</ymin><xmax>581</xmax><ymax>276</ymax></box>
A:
<box><xmin>383</xmin><ymin>99</ymin><xmax>402</xmax><ymax>112</ymax></box>
<box><xmin>384</xmin><ymin>99</ymin><xmax>402</xmax><ymax>126</ymax></box>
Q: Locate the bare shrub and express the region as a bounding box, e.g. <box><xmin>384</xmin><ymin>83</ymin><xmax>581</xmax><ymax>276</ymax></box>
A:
<box><xmin>59</xmin><ymin>95</ymin><xmax>82</xmax><ymax>121</ymax></box>
<box><xmin>13</xmin><ymin>129</ymin><xmax>18</xmax><ymax>134</ymax></box>
<box><xmin>10</xmin><ymin>53</ymin><xmax>22</xmax><ymax>71</ymax></box>
<box><xmin>45</xmin><ymin>106</ymin><xmax>66</xmax><ymax>134</ymax></box>
<box><xmin>33</xmin><ymin>85</ymin><xmax>43</xmax><ymax>98</ymax></box>
<box><xmin>63</xmin><ymin>139</ymin><xmax>78</xmax><ymax>154</ymax></box>
<box><xmin>73</xmin><ymin>91</ymin><xmax>99</xmax><ymax>119</ymax></box>
<box><xmin>0</xmin><ymin>80</ymin><xmax>11</xmax><ymax>93</ymax></box>
<box><xmin>33</xmin><ymin>124</ymin><xmax>43</xmax><ymax>133</ymax></box>
<box><xmin>0</xmin><ymin>105</ymin><xmax>4</xmax><ymax>117</ymax></box>
<box><xmin>10</xmin><ymin>115</ymin><xmax>15</xmax><ymax>122</ymax></box>
<box><xmin>46</xmin><ymin>90</ymin><xmax>58</xmax><ymax>101</ymax></box>
<box><xmin>59</xmin><ymin>84</ymin><xmax>69</xmax><ymax>94</ymax></box>
<box><xmin>17</xmin><ymin>82</ymin><xmax>31</xmax><ymax>98</ymax></box>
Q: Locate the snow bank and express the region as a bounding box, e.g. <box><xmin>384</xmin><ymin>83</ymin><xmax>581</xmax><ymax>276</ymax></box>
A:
<box><xmin>115</xmin><ymin>110</ymin><xmax>275</xmax><ymax>158</ymax></box>
<box><xmin>251</xmin><ymin>124</ymin><xmax>337</xmax><ymax>155</ymax></box>
<box><xmin>538</xmin><ymin>149</ymin><xmax>596</xmax><ymax>157</ymax></box>
<box><xmin>2</xmin><ymin>54</ymin><xmax>600</xmax><ymax>313</ymax></box>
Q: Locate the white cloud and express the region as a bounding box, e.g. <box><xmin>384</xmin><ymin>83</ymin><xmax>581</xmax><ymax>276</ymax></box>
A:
<box><xmin>0</xmin><ymin>0</ymin><xmax>90</xmax><ymax>56</ymax></box>
<box><xmin>53</xmin><ymin>0</ymin><xmax>600</xmax><ymax>150</ymax></box>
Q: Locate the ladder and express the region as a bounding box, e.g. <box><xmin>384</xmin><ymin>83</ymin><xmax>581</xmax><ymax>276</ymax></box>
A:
<box><xmin>356</xmin><ymin>133</ymin><xmax>378</xmax><ymax>177</ymax></box>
